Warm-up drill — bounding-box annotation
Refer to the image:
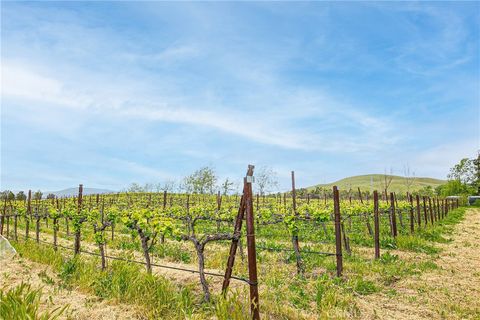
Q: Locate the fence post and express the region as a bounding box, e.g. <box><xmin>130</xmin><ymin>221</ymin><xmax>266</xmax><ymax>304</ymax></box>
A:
<box><xmin>438</xmin><ymin>198</ymin><xmax>442</xmax><ymax>219</ymax></box>
<box><xmin>409</xmin><ymin>194</ymin><xmax>414</xmax><ymax>233</ymax></box>
<box><xmin>423</xmin><ymin>197</ymin><xmax>428</xmax><ymax>225</ymax></box>
<box><xmin>416</xmin><ymin>195</ymin><xmax>421</xmax><ymax>228</ymax></box>
<box><xmin>333</xmin><ymin>186</ymin><xmax>343</xmax><ymax>277</ymax></box>
<box><xmin>163</xmin><ymin>191</ymin><xmax>167</xmax><ymax>209</ymax></box>
<box><xmin>74</xmin><ymin>184</ymin><xmax>83</xmax><ymax>255</ymax></box>
<box><xmin>390</xmin><ymin>193</ymin><xmax>397</xmax><ymax>237</ymax></box>
<box><xmin>26</xmin><ymin>190</ymin><xmax>31</xmax><ymax>239</ymax></box>
<box><xmin>428</xmin><ymin>197</ymin><xmax>435</xmax><ymax>226</ymax></box>
<box><xmin>14</xmin><ymin>212</ymin><xmax>18</xmax><ymax>241</ymax></box>
<box><xmin>442</xmin><ymin>199</ymin><xmax>445</xmax><ymax>218</ymax></box>
<box><xmin>245</xmin><ymin>167</ymin><xmax>260</xmax><ymax>320</ymax></box>
<box><xmin>291</xmin><ymin>171</ymin><xmax>304</xmax><ymax>275</ymax></box>
<box><xmin>373</xmin><ymin>191</ymin><xmax>380</xmax><ymax>259</ymax></box>
<box><xmin>35</xmin><ymin>206</ymin><xmax>40</xmax><ymax>244</ymax></box>
<box><xmin>0</xmin><ymin>198</ymin><xmax>5</xmax><ymax>235</ymax></box>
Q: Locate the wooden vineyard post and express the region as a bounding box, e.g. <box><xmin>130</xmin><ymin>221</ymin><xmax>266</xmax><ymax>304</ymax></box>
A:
<box><xmin>390</xmin><ymin>193</ymin><xmax>397</xmax><ymax>237</ymax></box>
<box><xmin>0</xmin><ymin>198</ymin><xmax>5</xmax><ymax>235</ymax></box>
<box><xmin>428</xmin><ymin>197</ymin><xmax>435</xmax><ymax>226</ymax></box>
<box><xmin>35</xmin><ymin>203</ymin><xmax>40</xmax><ymax>244</ymax></box>
<box><xmin>26</xmin><ymin>190</ymin><xmax>31</xmax><ymax>239</ymax></box>
<box><xmin>333</xmin><ymin>186</ymin><xmax>343</xmax><ymax>276</ymax></box>
<box><xmin>409</xmin><ymin>194</ymin><xmax>414</xmax><ymax>233</ymax></box>
<box><xmin>373</xmin><ymin>191</ymin><xmax>380</xmax><ymax>259</ymax></box>
<box><xmin>245</xmin><ymin>168</ymin><xmax>260</xmax><ymax>320</ymax></box>
<box><xmin>13</xmin><ymin>209</ymin><xmax>18</xmax><ymax>241</ymax></box>
<box><xmin>216</xmin><ymin>191</ymin><xmax>222</xmax><ymax>232</ymax></box>
<box><xmin>74</xmin><ymin>184</ymin><xmax>83</xmax><ymax>255</ymax></box>
<box><xmin>222</xmin><ymin>165</ymin><xmax>260</xmax><ymax>320</ymax></box>
<box><xmin>394</xmin><ymin>193</ymin><xmax>403</xmax><ymax>229</ymax></box>
<box><xmin>437</xmin><ymin>198</ymin><xmax>441</xmax><ymax>220</ymax></box>
<box><xmin>416</xmin><ymin>195</ymin><xmax>421</xmax><ymax>228</ymax></box>
<box><xmin>163</xmin><ymin>191</ymin><xmax>167</xmax><ymax>209</ymax></box>
<box><xmin>291</xmin><ymin>171</ymin><xmax>304</xmax><ymax>275</ymax></box>
<box><xmin>423</xmin><ymin>197</ymin><xmax>428</xmax><ymax>225</ymax></box>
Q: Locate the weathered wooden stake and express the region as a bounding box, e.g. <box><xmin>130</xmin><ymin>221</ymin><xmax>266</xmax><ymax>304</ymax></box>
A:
<box><xmin>409</xmin><ymin>194</ymin><xmax>414</xmax><ymax>233</ymax></box>
<box><xmin>373</xmin><ymin>191</ymin><xmax>380</xmax><ymax>259</ymax></box>
<box><xmin>291</xmin><ymin>171</ymin><xmax>304</xmax><ymax>275</ymax></box>
<box><xmin>74</xmin><ymin>184</ymin><xmax>83</xmax><ymax>255</ymax></box>
<box><xmin>245</xmin><ymin>167</ymin><xmax>260</xmax><ymax>320</ymax></box>
<box><xmin>390</xmin><ymin>193</ymin><xmax>397</xmax><ymax>237</ymax></box>
<box><xmin>333</xmin><ymin>186</ymin><xmax>343</xmax><ymax>277</ymax></box>
<box><xmin>416</xmin><ymin>195</ymin><xmax>421</xmax><ymax>228</ymax></box>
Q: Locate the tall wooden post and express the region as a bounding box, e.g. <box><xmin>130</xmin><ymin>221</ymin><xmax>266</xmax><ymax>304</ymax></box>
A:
<box><xmin>333</xmin><ymin>186</ymin><xmax>343</xmax><ymax>276</ymax></box>
<box><xmin>373</xmin><ymin>191</ymin><xmax>380</xmax><ymax>259</ymax></box>
<box><xmin>416</xmin><ymin>195</ymin><xmax>421</xmax><ymax>228</ymax></box>
<box><xmin>26</xmin><ymin>190</ymin><xmax>31</xmax><ymax>239</ymax></box>
<box><xmin>390</xmin><ymin>193</ymin><xmax>397</xmax><ymax>237</ymax></box>
<box><xmin>245</xmin><ymin>167</ymin><xmax>260</xmax><ymax>320</ymax></box>
<box><xmin>74</xmin><ymin>184</ymin><xmax>83</xmax><ymax>255</ymax></box>
<box><xmin>409</xmin><ymin>194</ymin><xmax>414</xmax><ymax>233</ymax></box>
<box><xmin>428</xmin><ymin>197</ymin><xmax>435</xmax><ymax>226</ymax></box>
<box><xmin>423</xmin><ymin>197</ymin><xmax>428</xmax><ymax>225</ymax></box>
<box><xmin>222</xmin><ymin>165</ymin><xmax>260</xmax><ymax>320</ymax></box>
<box><xmin>291</xmin><ymin>171</ymin><xmax>303</xmax><ymax>275</ymax></box>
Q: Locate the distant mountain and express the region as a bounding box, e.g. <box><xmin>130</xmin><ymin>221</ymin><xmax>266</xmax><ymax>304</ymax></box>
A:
<box><xmin>45</xmin><ymin>187</ymin><xmax>115</xmax><ymax>198</ymax></box>
<box><xmin>307</xmin><ymin>174</ymin><xmax>446</xmax><ymax>193</ymax></box>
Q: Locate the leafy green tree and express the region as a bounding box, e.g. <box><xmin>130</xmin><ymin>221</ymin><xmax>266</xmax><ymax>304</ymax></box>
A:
<box><xmin>33</xmin><ymin>190</ymin><xmax>43</xmax><ymax>200</ymax></box>
<box><xmin>15</xmin><ymin>191</ymin><xmax>26</xmax><ymax>201</ymax></box>
<box><xmin>448</xmin><ymin>158</ymin><xmax>476</xmax><ymax>185</ymax></box>
<box><xmin>436</xmin><ymin>180</ymin><xmax>474</xmax><ymax>196</ymax></box>
<box><xmin>0</xmin><ymin>190</ymin><xmax>15</xmax><ymax>201</ymax></box>
<box><xmin>183</xmin><ymin>166</ymin><xmax>217</xmax><ymax>194</ymax></box>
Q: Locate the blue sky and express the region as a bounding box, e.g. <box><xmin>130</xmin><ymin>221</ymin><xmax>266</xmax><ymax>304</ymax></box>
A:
<box><xmin>1</xmin><ymin>1</ymin><xmax>479</xmax><ymax>192</ymax></box>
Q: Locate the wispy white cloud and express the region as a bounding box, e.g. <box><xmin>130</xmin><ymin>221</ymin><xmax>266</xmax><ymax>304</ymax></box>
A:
<box><xmin>2</xmin><ymin>60</ymin><xmax>394</xmax><ymax>153</ymax></box>
<box><xmin>1</xmin><ymin>2</ymin><xmax>478</xmax><ymax>191</ymax></box>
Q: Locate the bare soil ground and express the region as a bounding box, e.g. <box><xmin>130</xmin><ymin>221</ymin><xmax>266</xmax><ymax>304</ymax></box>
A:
<box><xmin>0</xmin><ymin>255</ymin><xmax>143</xmax><ymax>319</ymax></box>
<box><xmin>356</xmin><ymin>208</ymin><xmax>480</xmax><ymax>320</ymax></box>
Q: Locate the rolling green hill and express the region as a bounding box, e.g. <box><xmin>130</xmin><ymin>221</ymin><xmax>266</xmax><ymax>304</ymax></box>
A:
<box><xmin>307</xmin><ymin>174</ymin><xmax>446</xmax><ymax>193</ymax></box>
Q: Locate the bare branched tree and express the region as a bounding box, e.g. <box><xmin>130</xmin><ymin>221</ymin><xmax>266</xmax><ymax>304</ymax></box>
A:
<box><xmin>220</xmin><ymin>178</ymin><xmax>235</xmax><ymax>195</ymax></box>
<box><xmin>381</xmin><ymin>168</ymin><xmax>394</xmax><ymax>196</ymax></box>
<box><xmin>403</xmin><ymin>164</ymin><xmax>416</xmax><ymax>194</ymax></box>
<box><xmin>155</xmin><ymin>180</ymin><xmax>177</xmax><ymax>193</ymax></box>
<box><xmin>255</xmin><ymin>166</ymin><xmax>279</xmax><ymax>195</ymax></box>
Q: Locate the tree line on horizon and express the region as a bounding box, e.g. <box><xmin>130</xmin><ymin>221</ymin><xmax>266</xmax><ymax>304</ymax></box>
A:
<box><xmin>2</xmin><ymin>154</ymin><xmax>479</xmax><ymax>201</ymax></box>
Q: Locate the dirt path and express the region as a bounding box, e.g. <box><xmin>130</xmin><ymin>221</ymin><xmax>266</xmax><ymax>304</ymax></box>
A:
<box><xmin>0</xmin><ymin>255</ymin><xmax>143</xmax><ymax>319</ymax></box>
<box><xmin>356</xmin><ymin>208</ymin><xmax>480</xmax><ymax>320</ymax></box>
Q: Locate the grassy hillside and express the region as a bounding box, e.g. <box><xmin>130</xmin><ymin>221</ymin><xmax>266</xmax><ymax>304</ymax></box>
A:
<box><xmin>307</xmin><ymin>174</ymin><xmax>446</xmax><ymax>193</ymax></box>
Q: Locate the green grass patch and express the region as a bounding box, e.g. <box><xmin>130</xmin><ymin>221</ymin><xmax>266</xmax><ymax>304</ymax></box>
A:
<box><xmin>0</xmin><ymin>282</ymin><xmax>67</xmax><ymax>320</ymax></box>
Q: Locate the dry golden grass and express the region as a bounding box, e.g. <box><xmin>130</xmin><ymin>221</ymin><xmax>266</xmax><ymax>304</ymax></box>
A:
<box><xmin>355</xmin><ymin>208</ymin><xmax>480</xmax><ymax>319</ymax></box>
<box><xmin>1</xmin><ymin>256</ymin><xmax>143</xmax><ymax>320</ymax></box>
